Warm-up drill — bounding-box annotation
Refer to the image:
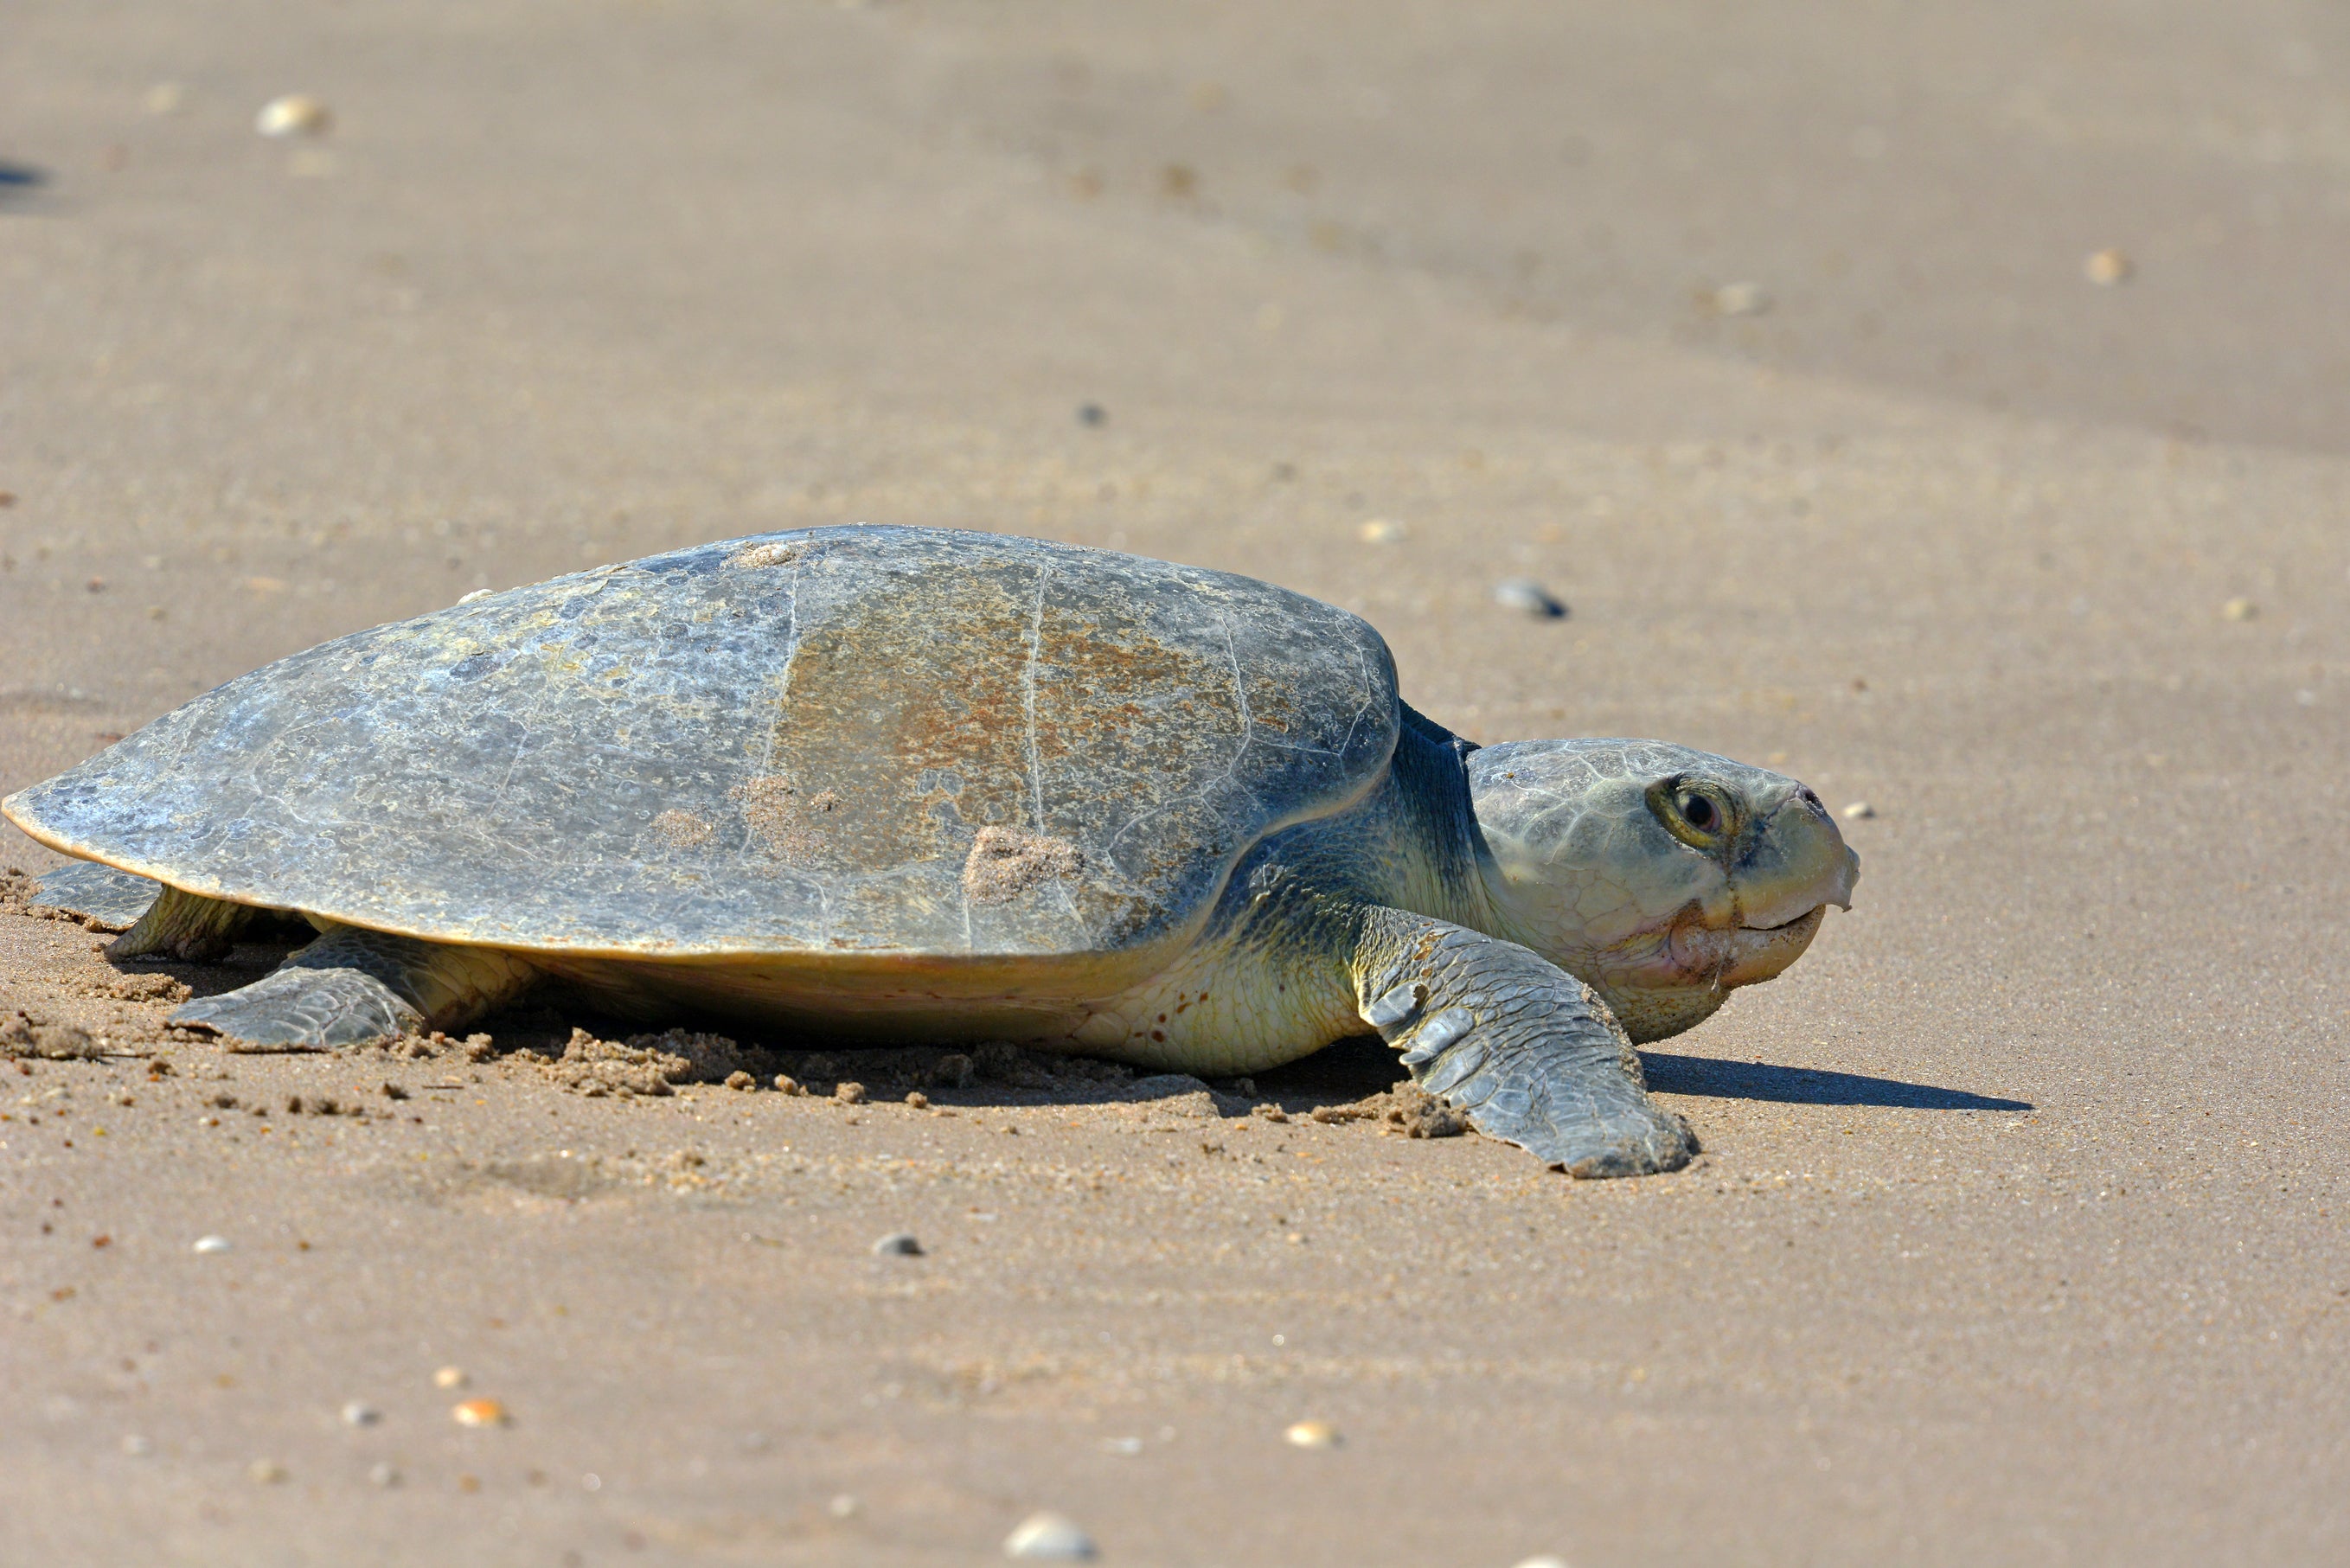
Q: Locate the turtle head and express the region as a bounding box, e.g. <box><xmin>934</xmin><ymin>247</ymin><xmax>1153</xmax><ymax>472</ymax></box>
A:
<box><xmin>1464</xmin><ymin>739</ymin><xmax>1858</xmax><ymax>1043</ymax></box>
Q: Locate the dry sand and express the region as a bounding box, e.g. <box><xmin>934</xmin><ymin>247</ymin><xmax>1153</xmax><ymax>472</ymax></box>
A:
<box><xmin>3</xmin><ymin>2</ymin><xmax>2347</xmax><ymax>1562</ymax></box>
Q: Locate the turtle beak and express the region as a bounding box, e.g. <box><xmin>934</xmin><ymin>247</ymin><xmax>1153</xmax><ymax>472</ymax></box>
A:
<box><xmin>1732</xmin><ymin>788</ymin><xmax>1859</xmax><ymax>931</ymax></box>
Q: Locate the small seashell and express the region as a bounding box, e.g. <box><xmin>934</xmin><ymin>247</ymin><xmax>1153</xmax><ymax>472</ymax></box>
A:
<box><xmin>1711</xmin><ymin>281</ymin><xmax>1771</xmax><ymax>317</ymax></box>
<box><xmin>1492</xmin><ymin>579</ymin><xmax>1566</xmax><ymax>618</ymax></box>
<box><xmin>2083</xmin><ymin>248</ymin><xmax>2133</xmax><ymax>285</ymax></box>
<box><xmin>871</xmin><ymin>1231</ymin><xmax>923</xmax><ymax>1257</ymax></box>
<box><xmin>1004</xmin><ymin>1512</ymin><xmax>1098</xmax><ymax>1560</ymax></box>
<box><xmin>1841</xmin><ymin>802</ymin><xmax>1876</xmax><ymax>821</ymax></box>
<box><xmin>191</xmin><ymin>1234</ymin><xmax>230</xmax><ymax>1254</ymax></box>
<box><xmin>451</xmin><ymin>1398</ymin><xmax>509</xmax><ymax>1427</ymax></box>
<box><xmin>254</xmin><ymin>94</ymin><xmax>331</xmax><ymax>138</ymax></box>
<box><xmin>1284</xmin><ymin>1418</ymin><xmax>1342</xmax><ymax>1449</ymax></box>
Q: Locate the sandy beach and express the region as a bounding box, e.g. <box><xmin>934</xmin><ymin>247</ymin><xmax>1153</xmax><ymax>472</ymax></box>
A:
<box><xmin>3</xmin><ymin>3</ymin><xmax>2347</xmax><ymax>1562</ymax></box>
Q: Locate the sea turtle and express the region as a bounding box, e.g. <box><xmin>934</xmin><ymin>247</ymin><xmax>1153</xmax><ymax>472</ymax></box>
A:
<box><xmin>3</xmin><ymin>526</ymin><xmax>1856</xmax><ymax>1177</ymax></box>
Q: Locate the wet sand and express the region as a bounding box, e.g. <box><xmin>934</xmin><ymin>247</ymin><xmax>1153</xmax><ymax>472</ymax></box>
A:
<box><xmin>3</xmin><ymin>3</ymin><xmax>2347</xmax><ymax>1562</ymax></box>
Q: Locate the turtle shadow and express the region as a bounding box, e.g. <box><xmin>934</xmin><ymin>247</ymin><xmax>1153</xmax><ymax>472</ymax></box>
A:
<box><xmin>110</xmin><ymin>937</ymin><xmax>304</xmax><ymax>1001</ymax></box>
<box><xmin>1642</xmin><ymin>1051</ymin><xmax>2033</xmax><ymax>1111</ymax></box>
<box><xmin>1251</xmin><ymin>1034</ymin><xmax>1406</xmax><ymax>1103</ymax></box>
<box><xmin>465</xmin><ymin>1004</ymin><xmax>1404</xmax><ymax>1117</ymax></box>
<box><xmin>78</xmin><ymin>949</ymin><xmax>2034</xmax><ymax>1118</ymax></box>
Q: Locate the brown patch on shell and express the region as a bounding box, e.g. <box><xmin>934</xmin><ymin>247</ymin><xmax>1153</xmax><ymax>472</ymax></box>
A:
<box><xmin>730</xmin><ymin>776</ymin><xmax>841</xmax><ymax>861</ymax></box>
<box><xmin>649</xmin><ymin>809</ymin><xmax>714</xmax><ymax>849</ymax></box>
<box><xmin>961</xmin><ymin>826</ymin><xmax>1083</xmax><ymax>905</ymax></box>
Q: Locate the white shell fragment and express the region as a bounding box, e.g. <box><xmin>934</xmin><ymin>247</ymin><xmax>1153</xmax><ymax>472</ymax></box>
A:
<box><xmin>1841</xmin><ymin>802</ymin><xmax>1876</xmax><ymax>821</ymax></box>
<box><xmin>2082</xmin><ymin>248</ymin><xmax>2133</xmax><ymax>285</ymax></box>
<box><xmin>1284</xmin><ymin>1418</ymin><xmax>1342</xmax><ymax>1449</ymax></box>
<box><xmin>1711</xmin><ymin>281</ymin><xmax>1771</xmax><ymax>316</ymax></box>
<box><xmin>1492</xmin><ymin>579</ymin><xmax>1566</xmax><ymax>618</ymax></box>
<box><xmin>255</xmin><ymin>94</ymin><xmax>331</xmax><ymax>138</ymax></box>
<box><xmin>871</xmin><ymin>1231</ymin><xmax>924</xmax><ymax>1257</ymax></box>
<box><xmin>191</xmin><ymin>1234</ymin><xmax>231</xmax><ymax>1254</ymax></box>
<box><xmin>1005</xmin><ymin>1513</ymin><xmax>1098</xmax><ymax>1560</ymax></box>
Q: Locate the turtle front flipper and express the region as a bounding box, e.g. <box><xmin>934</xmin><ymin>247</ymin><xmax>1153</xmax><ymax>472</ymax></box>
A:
<box><xmin>170</xmin><ymin>925</ymin><xmax>539</xmax><ymax>1051</ymax></box>
<box><xmin>1351</xmin><ymin>907</ymin><xmax>1696</xmax><ymax>1179</ymax></box>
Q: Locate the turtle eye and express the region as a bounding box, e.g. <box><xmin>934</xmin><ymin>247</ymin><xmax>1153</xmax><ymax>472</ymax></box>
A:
<box><xmin>1647</xmin><ymin>778</ymin><xmax>1732</xmax><ymax>850</ymax></box>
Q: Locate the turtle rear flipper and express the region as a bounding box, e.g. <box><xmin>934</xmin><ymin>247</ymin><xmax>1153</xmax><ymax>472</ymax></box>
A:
<box><xmin>73</xmin><ymin>874</ymin><xmax>316</xmax><ymax>957</ymax></box>
<box><xmin>1352</xmin><ymin>908</ymin><xmax>1696</xmax><ymax>1179</ymax></box>
<box><xmin>109</xmin><ymin>884</ymin><xmax>265</xmax><ymax>963</ymax></box>
<box><xmin>171</xmin><ymin>926</ymin><xmax>539</xmax><ymax>1050</ymax></box>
